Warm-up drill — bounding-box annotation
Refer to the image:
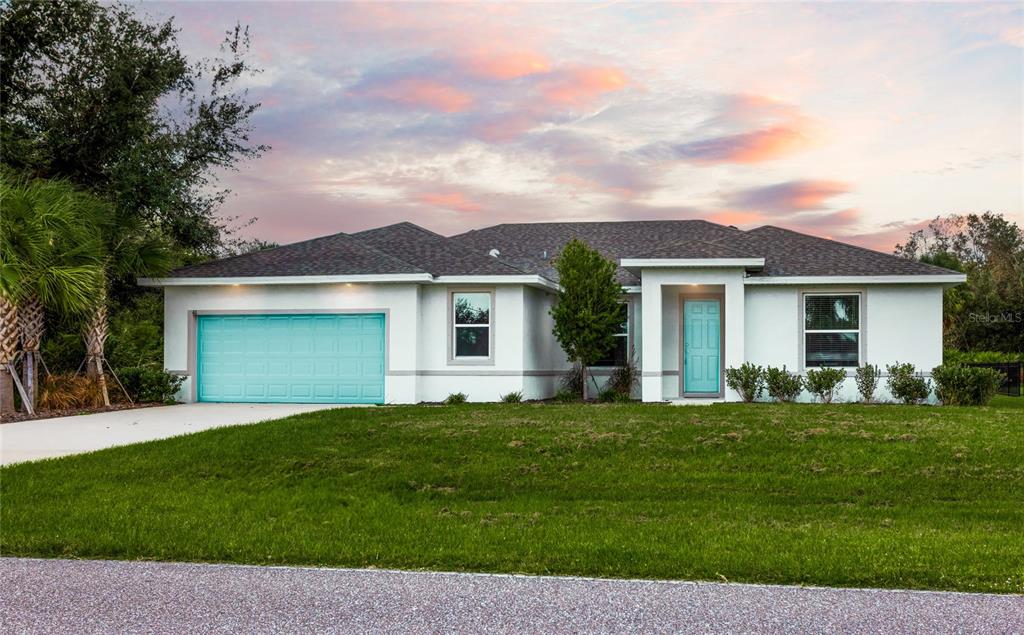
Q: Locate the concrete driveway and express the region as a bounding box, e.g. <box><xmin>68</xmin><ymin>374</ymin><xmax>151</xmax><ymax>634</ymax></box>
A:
<box><xmin>0</xmin><ymin>403</ymin><xmax>341</xmax><ymax>466</ymax></box>
<box><xmin>2</xmin><ymin>558</ymin><xmax>1020</xmax><ymax>634</ymax></box>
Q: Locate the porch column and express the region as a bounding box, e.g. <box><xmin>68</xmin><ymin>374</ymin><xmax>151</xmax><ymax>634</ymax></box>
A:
<box><xmin>640</xmin><ymin>274</ymin><xmax>663</xmax><ymax>402</ymax></box>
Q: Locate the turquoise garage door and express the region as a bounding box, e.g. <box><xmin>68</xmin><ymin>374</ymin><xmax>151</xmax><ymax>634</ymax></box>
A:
<box><xmin>196</xmin><ymin>314</ymin><xmax>385</xmax><ymax>404</ymax></box>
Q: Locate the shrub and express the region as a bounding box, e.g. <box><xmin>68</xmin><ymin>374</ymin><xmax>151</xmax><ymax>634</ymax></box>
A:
<box><xmin>554</xmin><ymin>388</ymin><xmax>578</xmax><ymax>403</ymax></box>
<box><xmin>764</xmin><ymin>366</ymin><xmax>803</xmax><ymax>402</ymax></box>
<box><xmin>605</xmin><ymin>352</ymin><xmax>639</xmax><ymax>399</ymax></box>
<box><xmin>443</xmin><ymin>392</ymin><xmax>468</xmax><ymax>405</ymax></box>
<box><xmin>944</xmin><ymin>349</ymin><xmax>1022</xmax><ymax>365</ymax></box>
<box><xmin>500</xmin><ymin>391</ymin><xmax>523</xmax><ymax>403</ymax></box>
<box><xmin>115</xmin><ymin>367</ymin><xmax>184</xmax><ymax>404</ymax></box>
<box><xmin>931</xmin><ymin>364</ymin><xmax>1004</xmax><ymax>406</ymax></box>
<box><xmin>855</xmin><ymin>364</ymin><xmax>881</xmax><ymax>403</ymax></box>
<box><xmin>598</xmin><ymin>387</ymin><xmax>631</xmax><ymax>403</ymax></box>
<box><xmin>725</xmin><ymin>363</ymin><xmax>765</xmax><ymax>402</ymax></box>
<box><xmin>560</xmin><ymin>364</ymin><xmax>584</xmax><ymax>397</ymax></box>
<box><xmin>38</xmin><ymin>373</ymin><xmax>105</xmax><ymax>410</ymax></box>
<box><xmin>886</xmin><ymin>363</ymin><xmax>931</xmax><ymax>404</ymax></box>
<box><xmin>804</xmin><ymin>368</ymin><xmax>846</xmax><ymax>403</ymax></box>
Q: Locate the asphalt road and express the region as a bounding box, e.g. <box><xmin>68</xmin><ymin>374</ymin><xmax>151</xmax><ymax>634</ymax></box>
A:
<box><xmin>1</xmin><ymin>558</ymin><xmax>1020</xmax><ymax>634</ymax></box>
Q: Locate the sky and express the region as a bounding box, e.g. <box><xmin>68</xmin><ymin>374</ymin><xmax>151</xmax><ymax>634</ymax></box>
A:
<box><xmin>147</xmin><ymin>1</ymin><xmax>1024</xmax><ymax>252</ymax></box>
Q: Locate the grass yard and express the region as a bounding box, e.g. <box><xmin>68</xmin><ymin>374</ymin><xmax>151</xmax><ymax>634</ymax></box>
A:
<box><xmin>2</xmin><ymin>401</ymin><xmax>1022</xmax><ymax>593</ymax></box>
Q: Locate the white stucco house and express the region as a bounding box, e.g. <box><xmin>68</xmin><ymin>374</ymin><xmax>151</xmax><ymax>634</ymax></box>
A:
<box><xmin>140</xmin><ymin>220</ymin><xmax>965</xmax><ymax>404</ymax></box>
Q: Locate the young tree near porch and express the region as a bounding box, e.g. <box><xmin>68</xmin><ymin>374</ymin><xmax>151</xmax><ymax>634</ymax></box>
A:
<box><xmin>550</xmin><ymin>239</ymin><xmax>623</xmax><ymax>400</ymax></box>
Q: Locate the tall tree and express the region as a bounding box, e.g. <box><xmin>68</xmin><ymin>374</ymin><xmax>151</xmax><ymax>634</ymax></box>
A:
<box><xmin>896</xmin><ymin>213</ymin><xmax>1024</xmax><ymax>353</ymax></box>
<box><xmin>0</xmin><ymin>0</ymin><xmax>267</xmax><ymax>258</ymax></box>
<box><xmin>550</xmin><ymin>239</ymin><xmax>624</xmax><ymax>400</ymax></box>
<box><xmin>0</xmin><ymin>174</ymin><xmax>104</xmax><ymax>412</ymax></box>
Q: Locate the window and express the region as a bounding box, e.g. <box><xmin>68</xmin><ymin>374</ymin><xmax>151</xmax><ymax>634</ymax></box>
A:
<box><xmin>804</xmin><ymin>293</ymin><xmax>860</xmax><ymax>368</ymax></box>
<box><xmin>452</xmin><ymin>292</ymin><xmax>492</xmax><ymax>360</ymax></box>
<box><xmin>594</xmin><ymin>303</ymin><xmax>629</xmax><ymax>367</ymax></box>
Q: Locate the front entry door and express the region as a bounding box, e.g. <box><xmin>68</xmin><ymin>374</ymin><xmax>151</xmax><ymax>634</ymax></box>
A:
<box><xmin>683</xmin><ymin>299</ymin><xmax>721</xmax><ymax>394</ymax></box>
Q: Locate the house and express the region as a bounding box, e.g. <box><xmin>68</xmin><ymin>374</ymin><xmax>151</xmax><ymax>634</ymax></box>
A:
<box><xmin>139</xmin><ymin>220</ymin><xmax>965</xmax><ymax>404</ymax></box>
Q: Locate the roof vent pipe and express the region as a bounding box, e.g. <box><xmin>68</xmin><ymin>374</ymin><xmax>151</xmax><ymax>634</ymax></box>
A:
<box><xmin>489</xmin><ymin>249</ymin><xmax>500</xmax><ymax>258</ymax></box>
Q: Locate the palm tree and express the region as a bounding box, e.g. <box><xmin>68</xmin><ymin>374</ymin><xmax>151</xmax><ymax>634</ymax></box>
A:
<box><xmin>83</xmin><ymin>200</ymin><xmax>174</xmax><ymax>405</ymax></box>
<box><xmin>0</xmin><ymin>174</ymin><xmax>105</xmax><ymax>413</ymax></box>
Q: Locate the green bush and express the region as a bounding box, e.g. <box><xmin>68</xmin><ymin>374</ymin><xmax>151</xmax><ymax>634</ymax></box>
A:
<box><xmin>40</xmin><ymin>331</ymin><xmax>86</xmax><ymax>374</ymax></box>
<box><xmin>944</xmin><ymin>349</ymin><xmax>1022</xmax><ymax>365</ymax></box>
<box><xmin>886</xmin><ymin>363</ymin><xmax>932</xmax><ymax>404</ymax></box>
<box><xmin>114</xmin><ymin>367</ymin><xmax>183</xmax><ymax>404</ymax></box>
<box><xmin>764</xmin><ymin>366</ymin><xmax>803</xmax><ymax>402</ymax></box>
<box><xmin>805</xmin><ymin>368</ymin><xmax>846</xmax><ymax>403</ymax></box>
<box><xmin>606</xmin><ymin>353</ymin><xmax>639</xmax><ymax>398</ymax></box>
<box><xmin>106</xmin><ymin>293</ymin><xmax>164</xmax><ymax>369</ymax></box>
<box><xmin>855</xmin><ymin>364</ymin><xmax>881</xmax><ymax>403</ymax></box>
<box><xmin>931</xmin><ymin>364</ymin><xmax>1004</xmax><ymax>406</ymax></box>
<box><xmin>597</xmin><ymin>387</ymin><xmax>631</xmax><ymax>403</ymax></box>
<box><xmin>500</xmin><ymin>391</ymin><xmax>523</xmax><ymax>403</ymax></box>
<box><xmin>554</xmin><ymin>389</ymin><xmax>578</xmax><ymax>403</ymax></box>
<box><xmin>560</xmin><ymin>364</ymin><xmax>584</xmax><ymax>397</ymax></box>
<box><xmin>725</xmin><ymin>363</ymin><xmax>765</xmax><ymax>402</ymax></box>
<box><xmin>444</xmin><ymin>392</ymin><xmax>468</xmax><ymax>405</ymax></box>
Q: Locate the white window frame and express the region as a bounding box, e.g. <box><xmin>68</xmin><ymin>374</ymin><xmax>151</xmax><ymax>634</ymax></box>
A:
<box><xmin>802</xmin><ymin>292</ymin><xmax>862</xmax><ymax>370</ymax></box>
<box><xmin>448</xmin><ymin>289</ymin><xmax>495</xmax><ymax>365</ymax></box>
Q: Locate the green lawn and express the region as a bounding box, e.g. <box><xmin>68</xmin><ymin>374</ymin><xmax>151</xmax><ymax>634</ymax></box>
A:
<box><xmin>2</xmin><ymin>401</ymin><xmax>1022</xmax><ymax>593</ymax></box>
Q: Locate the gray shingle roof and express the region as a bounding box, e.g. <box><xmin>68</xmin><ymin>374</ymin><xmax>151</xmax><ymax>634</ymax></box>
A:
<box><xmin>169</xmin><ymin>231</ymin><xmax>425</xmax><ymax>278</ymax></box>
<box><xmin>449</xmin><ymin>220</ymin><xmax>745</xmax><ymax>284</ymax></box>
<box><xmin>737</xmin><ymin>226</ymin><xmax>957</xmax><ymax>277</ymax></box>
<box><xmin>352</xmin><ymin>222</ymin><xmax>526</xmax><ymax>276</ymax></box>
<box><xmin>163</xmin><ymin>219</ymin><xmax>959</xmax><ymax>281</ymax></box>
<box><xmin>632</xmin><ymin>238</ymin><xmax>765</xmax><ymax>260</ymax></box>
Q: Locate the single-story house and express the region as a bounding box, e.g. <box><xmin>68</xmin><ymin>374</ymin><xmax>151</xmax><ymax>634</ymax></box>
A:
<box><xmin>140</xmin><ymin>220</ymin><xmax>965</xmax><ymax>404</ymax></box>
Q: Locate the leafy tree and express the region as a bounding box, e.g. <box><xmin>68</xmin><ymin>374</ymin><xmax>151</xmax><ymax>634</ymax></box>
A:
<box><xmin>0</xmin><ymin>0</ymin><xmax>267</xmax><ymax>258</ymax></box>
<box><xmin>0</xmin><ymin>173</ymin><xmax>105</xmax><ymax>413</ymax></box>
<box><xmin>895</xmin><ymin>213</ymin><xmax>1023</xmax><ymax>353</ymax></box>
<box><xmin>550</xmin><ymin>239</ymin><xmax>623</xmax><ymax>400</ymax></box>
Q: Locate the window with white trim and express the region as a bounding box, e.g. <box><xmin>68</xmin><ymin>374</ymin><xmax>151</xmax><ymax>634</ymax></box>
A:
<box><xmin>803</xmin><ymin>293</ymin><xmax>860</xmax><ymax>367</ymax></box>
<box><xmin>594</xmin><ymin>303</ymin><xmax>629</xmax><ymax>367</ymax></box>
<box><xmin>452</xmin><ymin>292</ymin><xmax>491</xmax><ymax>359</ymax></box>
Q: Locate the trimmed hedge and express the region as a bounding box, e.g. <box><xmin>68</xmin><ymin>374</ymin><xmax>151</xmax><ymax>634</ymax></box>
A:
<box><xmin>115</xmin><ymin>367</ymin><xmax>183</xmax><ymax>404</ymax></box>
<box><xmin>805</xmin><ymin>368</ymin><xmax>846</xmax><ymax>404</ymax></box>
<box><xmin>764</xmin><ymin>366</ymin><xmax>803</xmax><ymax>403</ymax></box>
<box><xmin>886</xmin><ymin>363</ymin><xmax>931</xmax><ymax>405</ymax></box>
<box><xmin>932</xmin><ymin>364</ymin><xmax>1004</xmax><ymax>406</ymax></box>
<box><xmin>725</xmin><ymin>363</ymin><xmax>765</xmax><ymax>403</ymax></box>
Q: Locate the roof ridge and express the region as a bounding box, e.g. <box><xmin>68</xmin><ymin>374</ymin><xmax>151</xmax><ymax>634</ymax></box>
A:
<box><xmin>170</xmin><ymin>230</ymin><xmax>354</xmax><ymax>276</ymax></box>
<box><xmin>749</xmin><ymin>225</ymin><xmax>959</xmax><ymax>275</ymax></box>
<box><xmin>173</xmin><ymin>230</ymin><xmax>429</xmax><ymax>277</ymax></box>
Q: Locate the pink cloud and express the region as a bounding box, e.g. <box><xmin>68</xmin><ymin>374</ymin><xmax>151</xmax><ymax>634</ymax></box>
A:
<box><xmin>538</xmin><ymin>66</ymin><xmax>629</xmax><ymax>107</ymax></box>
<box><xmin>358</xmin><ymin>78</ymin><xmax>474</xmax><ymax>113</ymax></box>
<box><xmin>415</xmin><ymin>191</ymin><xmax>483</xmax><ymax>213</ymax></box>
<box><xmin>726</xmin><ymin>179</ymin><xmax>851</xmax><ymax>212</ymax></box>
<box><xmin>840</xmin><ymin>219</ymin><xmax>932</xmax><ymax>253</ymax></box>
<box><xmin>677</xmin><ymin>124</ymin><xmax>814</xmax><ymax>164</ymax></box>
<box><xmin>473</xmin><ymin>112</ymin><xmax>543</xmax><ymax>142</ymax></box>
<box><xmin>458</xmin><ymin>50</ymin><xmax>551</xmax><ymax>80</ymax></box>
<box><xmin>707</xmin><ymin>210</ymin><xmax>765</xmax><ymax>227</ymax></box>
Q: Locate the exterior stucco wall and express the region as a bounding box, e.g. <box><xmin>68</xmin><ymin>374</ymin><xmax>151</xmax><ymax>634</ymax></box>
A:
<box><xmin>162</xmin><ymin>278</ymin><xmax>947</xmax><ymax>405</ymax></box>
<box><xmin>744</xmin><ymin>284</ymin><xmax>945</xmax><ymax>402</ymax></box>
<box><xmin>640</xmin><ymin>268</ymin><xmax>747</xmax><ymax>402</ymax></box>
<box><xmin>163</xmin><ymin>283</ymin><xmax>421</xmax><ymax>404</ymax></box>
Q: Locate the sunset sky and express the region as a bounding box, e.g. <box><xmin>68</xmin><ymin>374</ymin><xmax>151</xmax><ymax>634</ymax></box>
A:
<box><xmin>150</xmin><ymin>1</ymin><xmax>1023</xmax><ymax>252</ymax></box>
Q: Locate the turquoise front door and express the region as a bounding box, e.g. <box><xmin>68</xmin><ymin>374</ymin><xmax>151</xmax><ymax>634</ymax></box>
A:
<box><xmin>683</xmin><ymin>300</ymin><xmax>721</xmax><ymax>394</ymax></box>
<box><xmin>196</xmin><ymin>314</ymin><xmax>385</xmax><ymax>404</ymax></box>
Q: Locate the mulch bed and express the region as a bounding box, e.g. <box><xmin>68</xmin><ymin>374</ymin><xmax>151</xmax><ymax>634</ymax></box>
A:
<box><xmin>0</xmin><ymin>402</ymin><xmax>166</xmax><ymax>424</ymax></box>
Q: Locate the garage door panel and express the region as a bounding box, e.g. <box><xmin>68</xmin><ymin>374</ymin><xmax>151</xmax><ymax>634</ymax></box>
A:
<box><xmin>197</xmin><ymin>313</ymin><xmax>385</xmax><ymax>404</ymax></box>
